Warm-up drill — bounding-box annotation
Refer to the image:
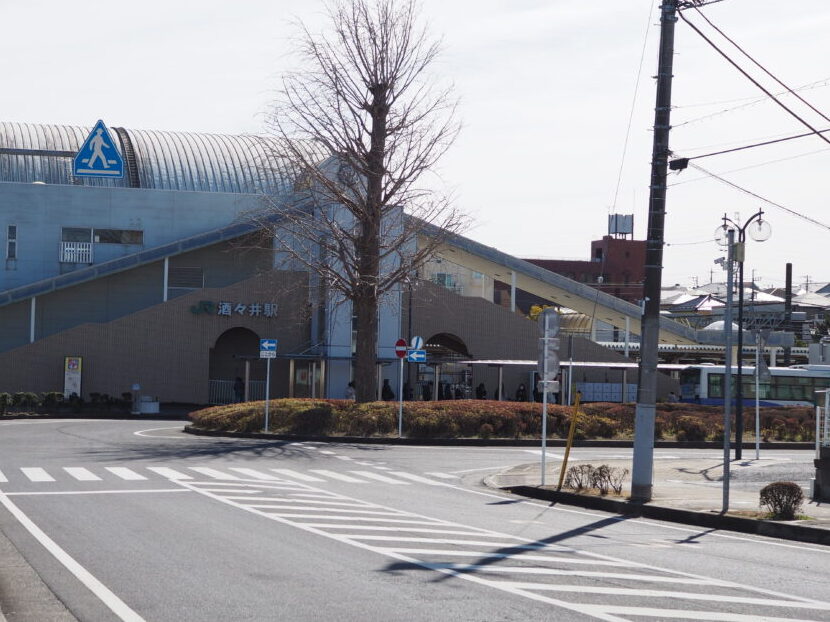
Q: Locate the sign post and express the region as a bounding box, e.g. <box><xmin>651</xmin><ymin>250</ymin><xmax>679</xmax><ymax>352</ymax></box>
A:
<box><xmin>395</xmin><ymin>339</ymin><xmax>407</xmax><ymax>437</ymax></box>
<box><xmin>260</xmin><ymin>339</ymin><xmax>277</xmax><ymax>432</ymax></box>
<box><xmin>538</xmin><ymin>308</ymin><xmax>560</xmax><ymax>486</ymax></box>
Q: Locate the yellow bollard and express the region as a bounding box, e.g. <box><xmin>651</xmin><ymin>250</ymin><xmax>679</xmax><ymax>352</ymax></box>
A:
<box><xmin>557</xmin><ymin>391</ymin><xmax>581</xmax><ymax>491</ymax></box>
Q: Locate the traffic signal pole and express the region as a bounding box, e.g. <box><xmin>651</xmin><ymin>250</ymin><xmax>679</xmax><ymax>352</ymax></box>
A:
<box><xmin>631</xmin><ymin>0</ymin><xmax>680</xmax><ymax>502</ymax></box>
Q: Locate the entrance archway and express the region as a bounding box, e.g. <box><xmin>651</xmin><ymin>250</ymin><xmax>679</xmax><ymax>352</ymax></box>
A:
<box><xmin>208</xmin><ymin>327</ymin><xmax>261</xmax><ymax>404</ymax></box>
<box><xmin>419</xmin><ymin>333</ymin><xmax>472</xmax><ymax>400</ymax></box>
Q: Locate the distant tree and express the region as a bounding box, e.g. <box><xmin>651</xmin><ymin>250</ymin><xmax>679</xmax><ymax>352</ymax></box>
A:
<box><xmin>258</xmin><ymin>0</ymin><xmax>465</xmax><ymax>402</ymax></box>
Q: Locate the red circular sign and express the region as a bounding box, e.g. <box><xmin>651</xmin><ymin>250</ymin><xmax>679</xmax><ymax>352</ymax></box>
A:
<box><xmin>394</xmin><ymin>338</ymin><xmax>408</xmax><ymax>358</ymax></box>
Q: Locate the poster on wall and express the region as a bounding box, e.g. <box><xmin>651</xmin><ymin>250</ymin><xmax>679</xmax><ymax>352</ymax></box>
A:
<box><xmin>64</xmin><ymin>356</ymin><xmax>82</xmax><ymax>398</ymax></box>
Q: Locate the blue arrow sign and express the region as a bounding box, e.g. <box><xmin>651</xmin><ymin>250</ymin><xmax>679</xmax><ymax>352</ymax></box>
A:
<box><xmin>74</xmin><ymin>120</ymin><xmax>124</xmax><ymax>178</ymax></box>
<box><xmin>406</xmin><ymin>349</ymin><xmax>426</xmax><ymax>363</ymax></box>
<box><xmin>260</xmin><ymin>338</ymin><xmax>278</xmax><ymax>358</ymax></box>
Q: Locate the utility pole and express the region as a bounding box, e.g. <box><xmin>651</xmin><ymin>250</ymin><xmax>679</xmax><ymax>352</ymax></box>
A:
<box><xmin>631</xmin><ymin>0</ymin><xmax>680</xmax><ymax>503</ymax></box>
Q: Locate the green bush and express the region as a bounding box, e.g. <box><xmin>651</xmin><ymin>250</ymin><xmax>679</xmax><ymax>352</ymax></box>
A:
<box><xmin>675</xmin><ymin>416</ymin><xmax>707</xmax><ymax>442</ymax></box>
<box><xmin>0</xmin><ymin>393</ymin><xmax>10</xmax><ymax>414</ymax></box>
<box><xmin>759</xmin><ymin>481</ymin><xmax>804</xmax><ymax>520</ymax></box>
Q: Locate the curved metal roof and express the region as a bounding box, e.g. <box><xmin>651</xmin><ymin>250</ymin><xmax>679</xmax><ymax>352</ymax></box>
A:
<box><xmin>0</xmin><ymin>121</ymin><xmax>301</xmax><ymax>194</ymax></box>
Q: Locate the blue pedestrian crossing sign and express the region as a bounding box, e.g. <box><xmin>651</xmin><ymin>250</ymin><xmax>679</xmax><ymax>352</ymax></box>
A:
<box><xmin>260</xmin><ymin>338</ymin><xmax>278</xmax><ymax>359</ymax></box>
<box><xmin>73</xmin><ymin>120</ymin><xmax>124</xmax><ymax>178</ymax></box>
<box><xmin>406</xmin><ymin>349</ymin><xmax>426</xmax><ymax>363</ymax></box>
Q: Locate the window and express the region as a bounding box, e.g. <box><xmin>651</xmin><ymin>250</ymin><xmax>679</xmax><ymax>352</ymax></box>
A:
<box><xmin>6</xmin><ymin>225</ymin><xmax>16</xmax><ymax>259</ymax></box>
<box><xmin>62</xmin><ymin>227</ymin><xmax>92</xmax><ymax>242</ymax></box>
<box><xmin>94</xmin><ymin>229</ymin><xmax>143</xmax><ymax>245</ymax></box>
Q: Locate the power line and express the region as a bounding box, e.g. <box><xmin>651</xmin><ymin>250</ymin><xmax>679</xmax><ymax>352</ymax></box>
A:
<box><xmin>688</xmin><ymin>162</ymin><xmax>830</xmax><ymax>232</ymax></box>
<box><xmin>692</xmin><ymin>5</ymin><xmax>830</xmax><ymax>125</ymax></box>
<box><xmin>677</xmin><ymin>11</ymin><xmax>830</xmax><ymax>148</ymax></box>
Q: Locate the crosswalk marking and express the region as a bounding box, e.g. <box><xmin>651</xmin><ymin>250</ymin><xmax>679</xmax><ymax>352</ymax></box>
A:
<box><xmin>228</xmin><ymin>468</ymin><xmax>282</xmax><ymax>481</ymax></box>
<box><xmin>64</xmin><ymin>467</ymin><xmax>101</xmax><ymax>481</ymax></box>
<box><xmin>270</xmin><ymin>469</ymin><xmax>326</xmax><ymax>482</ymax></box>
<box><xmin>425</xmin><ymin>472</ymin><xmax>458</xmax><ymax>480</ymax></box>
<box><xmin>22</xmin><ymin>468</ymin><xmax>54</xmax><ymax>482</ymax></box>
<box><xmin>0</xmin><ymin>464</ymin><xmax>448</xmax><ymax>488</ymax></box>
<box><xmin>146</xmin><ymin>467</ymin><xmax>192</xmax><ymax>480</ymax></box>
<box><xmin>308</xmin><ymin>470</ymin><xmax>366</xmax><ymax>483</ymax></box>
<box><xmin>105</xmin><ymin>467</ymin><xmax>146</xmax><ymax>481</ymax></box>
<box><xmin>389</xmin><ymin>472</ymin><xmax>447</xmax><ymax>486</ymax></box>
<box><xmin>188</xmin><ymin>467</ymin><xmax>240</xmax><ymax>480</ymax></box>
<box><xmin>349</xmin><ymin>471</ymin><xmax>409</xmax><ymax>485</ymax></box>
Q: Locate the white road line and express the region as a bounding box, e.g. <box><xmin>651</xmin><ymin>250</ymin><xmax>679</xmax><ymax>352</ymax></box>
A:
<box><xmin>188</xmin><ymin>467</ymin><xmax>240</xmax><ymax>480</ymax></box>
<box><xmin>266</xmin><ymin>515</ymin><xmax>447</xmax><ymax>526</ymax></box>
<box><xmin>301</xmin><ymin>525</ymin><xmax>499</xmax><ymax>536</ymax></box>
<box><xmin>5</xmin><ymin>489</ymin><xmax>189</xmax><ymax>496</ymax></box>
<box><xmin>388</xmin><ymin>472</ymin><xmax>446</xmax><ymax>486</ymax></box>
<box><xmin>182</xmin><ymin>481</ymin><xmax>830</xmax><ymax>622</ymax></box>
<box><xmin>419</xmin><ymin>564</ymin><xmax>714</xmax><ymax>585</ymax></box>
<box><xmin>425</xmin><ymin>472</ymin><xmax>459</xmax><ymax>479</ymax></box>
<box><xmin>240</xmin><ymin>497</ymin><xmax>373</xmax><ymax>509</ymax></box>
<box><xmin>309</xmin><ymin>470</ymin><xmax>367</xmax><ymax>483</ymax></box>
<box><xmin>497</xmin><ymin>583</ymin><xmax>830</xmax><ymax>610</ymax></box>
<box><xmin>228</xmin><ymin>468</ymin><xmax>282</xmax><ymax>481</ymax></box>
<box><xmin>64</xmin><ymin>467</ymin><xmax>101</xmax><ymax>481</ymax></box>
<box><xmin>319</xmin><ymin>450</ymin><xmax>336</xmax><ymax>455</ymax></box>
<box><xmin>335</xmin><ymin>456</ymin><xmax>354</xmax><ymax>461</ymax></box>
<box><xmin>193</xmin><ymin>488</ymin><xmax>262</xmax><ymax>494</ymax></box>
<box><xmin>270</xmin><ymin>469</ymin><xmax>325</xmax><ymax>482</ymax></box>
<box><xmin>349</xmin><ymin>471</ymin><xmax>409</xmax><ymax>484</ymax></box>
<box><xmin>0</xmin><ymin>469</ymin><xmax>7</xmax><ymax>482</ymax></box>
<box><xmin>380</xmin><ymin>550</ymin><xmax>629</xmax><ymax>566</ymax></box>
<box><xmin>21</xmin><ymin>467</ymin><xmax>54</xmax><ymax>482</ymax></box>
<box><xmin>586</xmin><ymin>605</ymin><xmax>820</xmax><ymax>622</ymax></box>
<box><xmin>105</xmin><ymin>467</ymin><xmax>147</xmax><ymax>481</ymax></box>
<box><xmin>374</xmin><ymin>466</ymin><xmax>393</xmax><ymax>471</ymax></box>
<box><xmin>355</xmin><ymin>461</ymin><xmax>376</xmax><ymax>466</ymax></box>
<box><xmin>0</xmin><ymin>490</ymin><xmax>146</xmax><ymax>622</ymax></box>
<box><xmin>253</xmin><ymin>505</ymin><xmax>407</xmax><ymax>516</ymax></box>
<box><xmin>146</xmin><ymin>467</ymin><xmax>192</xmax><ymax>480</ymax></box>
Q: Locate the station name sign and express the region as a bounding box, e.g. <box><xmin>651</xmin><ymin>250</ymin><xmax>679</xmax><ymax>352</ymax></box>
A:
<box><xmin>190</xmin><ymin>300</ymin><xmax>278</xmax><ymax>318</ymax></box>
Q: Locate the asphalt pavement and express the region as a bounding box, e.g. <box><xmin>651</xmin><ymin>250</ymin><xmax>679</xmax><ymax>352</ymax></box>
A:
<box><xmin>1</xmin><ymin>428</ymin><xmax>828</xmax><ymax>621</ymax></box>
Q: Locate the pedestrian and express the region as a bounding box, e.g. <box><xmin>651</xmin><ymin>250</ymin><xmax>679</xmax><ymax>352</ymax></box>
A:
<box><xmin>345</xmin><ymin>381</ymin><xmax>356</xmax><ymax>401</ymax></box>
<box><xmin>667</xmin><ymin>391</ymin><xmax>679</xmax><ymax>402</ymax></box>
<box><xmin>475</xmin><ymin>383</ymin><xmax>487</xmax><ymax>400</ymax></box>
<box><xmin>381</xmin><ymin>379</ymin><xmax>395</xmax><ymax>401</ymax></box>
<box><xmin>233</xmin><ymin>377</ymin><xmax>244</xmax><ymax>403</ymax></box>
<box><xmin>515</xmin><ymin>383</ymin><xmax>527</xmax><ymax>402</ymax></box>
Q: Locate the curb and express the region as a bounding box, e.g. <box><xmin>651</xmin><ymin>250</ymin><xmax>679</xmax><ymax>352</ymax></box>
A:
<box><xmin>501</xmin><ymin>485</ymin><xmax>830</xmax><ymax>546</ymax></box>
<box><xmin>182</xmin><ymin>426</ymin><xmax>812</xmax><ymax>450</ymax></box>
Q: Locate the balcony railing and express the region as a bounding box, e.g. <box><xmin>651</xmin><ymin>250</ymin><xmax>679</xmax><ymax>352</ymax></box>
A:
<box><xmin>60</xmin><ymin>242</ymin><xmax>93</xmax><ymax>264</ymax></box>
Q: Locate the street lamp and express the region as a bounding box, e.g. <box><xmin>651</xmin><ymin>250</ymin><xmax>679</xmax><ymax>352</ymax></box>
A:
<box><xmin>715</xmin><ymin>209</ymin><xmax>772</xmax><ymax>459</ymax></box>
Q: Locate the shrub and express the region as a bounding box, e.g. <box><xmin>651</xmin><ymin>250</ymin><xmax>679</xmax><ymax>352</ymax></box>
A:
<box><xmin>675</xmin><ymin>416</ymin><xmax>707</xmax><ymax>442</ymax></box>
<box><xmin>562</xmin><ymin>463</ymin><xmax>628</xmax><ymax>496</ymax></box>
<box><xmin>759</xmin><ymin>481</ymin><xmax>804</xmax><ymax>520</ymax></box>
<box><xmin>0</xmin><ymin>393</ymin><xmax>10</xmax><ymax>414</ymax></box>
<box><xmin>478</xmin><ymin>423</ymin><xmax>494</xmax><ymax>439</ymax></box>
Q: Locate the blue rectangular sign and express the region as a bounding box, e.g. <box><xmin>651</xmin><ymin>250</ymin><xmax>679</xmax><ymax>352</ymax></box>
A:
<box><xmin>260</xmin><ymin>339</ymin><xmax>278</xmax><ymax>358</ymax></box>
<box><xmin>406</xmin><ymin>349</ymin><xmax>426</xmax><ymax>363</ymax></box>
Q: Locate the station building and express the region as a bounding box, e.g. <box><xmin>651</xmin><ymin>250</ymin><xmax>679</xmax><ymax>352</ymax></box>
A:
<box><xmin>0</xmin><ymin>121</ymin><xmax>675</xmax><ymax>406</ymax></box>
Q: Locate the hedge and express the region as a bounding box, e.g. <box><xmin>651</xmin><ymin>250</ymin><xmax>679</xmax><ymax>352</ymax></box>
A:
<box><xmin>188</xmin><ymin>399</ymin><xmax>817</xmax><ymax>441</ymax></box>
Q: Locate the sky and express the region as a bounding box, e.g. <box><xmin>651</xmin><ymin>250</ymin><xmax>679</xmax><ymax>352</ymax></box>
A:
<box><xmin>2</xmin><ymin>1</ymin><xmax>829</xmax><ymax>291</ymax></box>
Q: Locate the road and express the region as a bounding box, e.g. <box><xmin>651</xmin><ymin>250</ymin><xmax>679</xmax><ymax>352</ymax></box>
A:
<box><xmin>0</xmin><ymin>418</ymin><xmax>828</xmax><ymax>622</ymax></box>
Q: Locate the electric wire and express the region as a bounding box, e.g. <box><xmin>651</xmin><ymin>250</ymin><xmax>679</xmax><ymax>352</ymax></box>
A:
<box><xmin>688</xmin><ymin>162</ymin><xmax>830</xmax><ymax>232</ymax></box>
<box><xmin>675</xmin><ymin>126</ymin><xmax>830</xmax><ymax>162</ymax></box>
<box><xmin>692</xmin><ymin>5</ymin><xmax>830</xmax><ymax>125</ymax></box>
<box><xmin>610</xmin><ymin>0</ymin><xmax>654</xmax><ymax>212</ymax></box>
<box><xmin>677</xmin><ymin>11</ymin><xmax>830</xmax><ymax>148</ymax></box>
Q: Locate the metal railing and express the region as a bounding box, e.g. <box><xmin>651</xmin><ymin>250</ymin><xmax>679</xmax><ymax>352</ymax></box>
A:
<box><xmin>60</xmin><ymin>242</ymin><xmax>93</xmax><ymax>263</ymax></box>
<box><xmin>208</xmin><ymin>379</ymin><xmax>265</xmax><ymax>405</ymax></box>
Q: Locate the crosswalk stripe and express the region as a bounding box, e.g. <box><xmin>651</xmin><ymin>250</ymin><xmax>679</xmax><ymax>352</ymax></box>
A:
<box><xmin>188</xmin><ymin>467</ymin><xmax>240</xmax><ymax>480</ymax></box>
<box><xmin>21</xmin><ymin>468</ymin><xmax>54</xmax><ymax>482</ymax></box>
<box><xmin>309</xmin><ymin>470</ymin><xmax>366</xmax><ymax>483</ymax></box>
<box><xmin>349</xmin><ymin>471</ymin><xmax>409</xmax><ymax>485</ymax></box>
<box><xmin>270</xmin><ymin>469</ymin><xmax>325</xmax><ymax>482</ymax></box>
<box><xmin>425</xmin><ymin>472</ymin><xmax>459</xmax><ymax>480</ymax></box>
<box><xmin>105</xmin><ymin>467</ymin><xmax>146</xmax><ymax>481</ymax></box>
<box><xmin>388</xmin><ymin>472</ymin><xmax>445</xmax><ymax>486</ymax></box>
<box><xmin>228</xmin><ymin>468</ymin><xmax>282</xmax><ymax>481</ymax></box>
<box><xmin>146</xmin><ymin>467</ymin><xmax>192</xmax><ymax>480</ymax></box>
<box><xmin>64</xmin><ymin>467</ymin><xmax>101</xmax><ymax>481</ymax></box>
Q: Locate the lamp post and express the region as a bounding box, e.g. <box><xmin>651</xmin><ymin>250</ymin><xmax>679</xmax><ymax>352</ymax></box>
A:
<box><xmin>716</xmin><ymin>209</ymin><xmax>772</xmax><ymax>460</ymax></box>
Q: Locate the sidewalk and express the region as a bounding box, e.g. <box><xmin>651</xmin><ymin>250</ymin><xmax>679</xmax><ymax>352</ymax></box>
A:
<box><xmin>488</xmin><ymin>453</ymin><xmax>830</xmax><ymax>542</ymax></box>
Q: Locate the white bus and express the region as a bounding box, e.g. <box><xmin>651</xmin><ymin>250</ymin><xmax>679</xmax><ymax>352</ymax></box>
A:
<box><xmin>679</xmin><ymin>364</ymin><xmax>830</xmax><ymax>407</ymax></box>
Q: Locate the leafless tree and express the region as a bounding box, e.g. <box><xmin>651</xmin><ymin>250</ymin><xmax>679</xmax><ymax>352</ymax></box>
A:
<box><xmin>257</xmin><ymin>0</ymin><xmax>466</xmax><ymax>402</ymax></box>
